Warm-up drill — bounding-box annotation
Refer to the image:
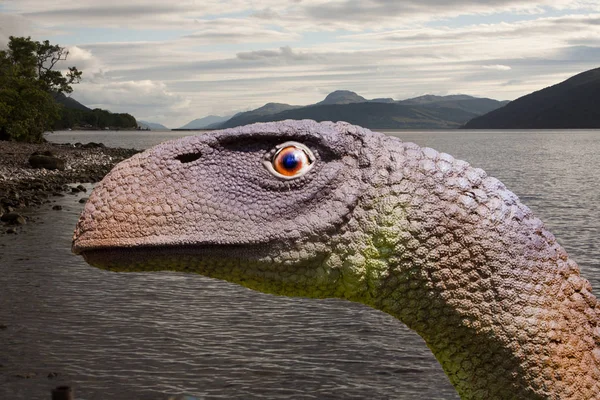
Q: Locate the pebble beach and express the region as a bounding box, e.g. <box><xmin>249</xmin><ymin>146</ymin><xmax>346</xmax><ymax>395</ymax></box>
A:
<box><xmin>0</xmin><ymin>140</ymin><xmax>138</xmax><ymax>233</ymax></box>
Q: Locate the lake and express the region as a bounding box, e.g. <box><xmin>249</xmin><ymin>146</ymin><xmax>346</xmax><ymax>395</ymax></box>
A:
<box><xmin>1</xmin><ymin>129</ymin><xmax>599</xmax><ymax>399</ymax></box>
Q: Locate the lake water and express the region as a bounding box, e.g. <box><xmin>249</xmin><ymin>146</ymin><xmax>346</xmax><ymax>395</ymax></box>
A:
<box><xmin>1</xmin><ymin>129</ymin><xmax>599</xmax><ymax>399</ymax></box>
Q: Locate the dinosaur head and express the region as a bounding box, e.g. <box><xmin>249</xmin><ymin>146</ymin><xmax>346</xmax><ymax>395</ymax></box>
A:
<box><xmin>72</xmin><ymin>120</ymin><xmax>382</xmax><ymax>298</ymax></box>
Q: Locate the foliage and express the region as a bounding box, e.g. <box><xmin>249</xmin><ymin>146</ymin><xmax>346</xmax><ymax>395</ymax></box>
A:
<box><xmin>53</xmin><ymin>107</ymin><xmax>138</xmax><ymax>130</ymax></box>
<box><xmin>0</xmin><ymin>36</ymin><xmax>81</xmax><ymax>142</ymax></box>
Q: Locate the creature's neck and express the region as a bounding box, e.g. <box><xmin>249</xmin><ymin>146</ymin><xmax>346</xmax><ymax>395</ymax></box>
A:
<box><xmin>331</xmin><ymin>204</ymin><xmax>600</xmax><ymax>399</ymax></box>
<box><xmin>374</xmin><ymin>271</ymin><xmax>600</xmax><ymax>399</ymax></box>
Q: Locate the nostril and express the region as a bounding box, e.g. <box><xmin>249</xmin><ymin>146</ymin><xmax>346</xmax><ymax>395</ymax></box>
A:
<box><xmin>176</xmin><ymin>152</ymin><xmax>202</xmax><ymax>163</ymax></box>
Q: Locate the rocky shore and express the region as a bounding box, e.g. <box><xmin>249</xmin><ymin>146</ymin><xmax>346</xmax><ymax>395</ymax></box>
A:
<box><xmin>0</xmin><ymin>140</ymin><xmax>139</xmax><ymax>233</ymax></box>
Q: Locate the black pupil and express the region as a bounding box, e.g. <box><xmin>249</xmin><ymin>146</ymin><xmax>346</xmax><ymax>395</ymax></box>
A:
<box><xmin>281</xmin><ymin>151</ymin><xmax>301</xmax><ymax>170</ymax></box>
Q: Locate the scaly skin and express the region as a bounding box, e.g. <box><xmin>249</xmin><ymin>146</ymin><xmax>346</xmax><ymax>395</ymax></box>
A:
<box><xmin>72</xmin><ymin>120</ymin><xmax>600</xmax><ymax>399</ymax></box>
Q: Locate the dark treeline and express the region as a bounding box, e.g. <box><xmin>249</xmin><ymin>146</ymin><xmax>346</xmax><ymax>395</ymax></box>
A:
<box><xmin>54</xmin><ymin>106</ymin><xmax>137</xmax><ymax>130</ymax></box>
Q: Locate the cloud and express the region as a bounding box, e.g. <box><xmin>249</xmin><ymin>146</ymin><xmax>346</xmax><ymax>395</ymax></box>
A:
<box><xmin>183</xmin><ymin>20</ymin><xmax>299</xmax><ymax>44</ymax></box>
<box><xmin>236</xmin><ymin>46</ymin><xmax>316</xmax><ymax>62</ymax></box>
<box><xmin>3</xmin><ymin>0</ymin><xmax>289</xmax><ymax>30</ymax></box>
<box><xmin>72</xmin><ymin>79</ymin><xmax>191</xmax><ymax>125</ymax></box>
<box><xmin>7</xmin><ymin>0</ymin><xmax>594</xmax><ymax>33</ymax></box>
<box><xmin>76</xmin><ymin>80</ymin><xmax>186</xmax><ymax>108</ymax></box>
<box><xmin>250</xmin><ymin>8</ymin><xmax>281</xmax><ymax>19</ymax></box>
<box><xmin>502</xmin><ymin>79</ymin><xmax>523</xmax><ymax>86</ymax></box>
<box><xmin>56</xmin><ymin>46</ymin><xmax>107</xmax><ymax>80</ymax></box>
<box><xmin>23</xmin><ymin>4</ymin><xmax>183</xmax><ymax>19</ymax></box>
<box><xmin>9</xmin><ymin>2</ymin><xmax>203</xmax><ymax>29</ymax></box>
<box><xmin>300</xmin><ymin>0</ymin><xmax>587</xmax><ymax>29</ymax></box>
<box><xmin>345</xmin><ymin>14</ymin><xmax>600</xmax><ymax>43</ymax></box>
<box><xmin>483</xmin><ymin>64</ymin><xmax>512</xmax><ymax>70</ymax></box>
<box><xmin>0</xmin><ymin>13</ymin><xmax>49</xmax><ymax>45</ymax></box>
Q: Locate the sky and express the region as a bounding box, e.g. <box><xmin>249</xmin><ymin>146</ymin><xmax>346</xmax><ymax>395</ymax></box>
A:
<box><xmin>0</xmin><ymin>0</ymin><xmax>599</xmax><ymax>128</ymax></box>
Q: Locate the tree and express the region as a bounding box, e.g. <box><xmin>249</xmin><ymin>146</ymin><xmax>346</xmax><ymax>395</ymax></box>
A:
<box><xmin>0</xmin><ymin>36</ymin><xmax>81</xmax><ymax>142</ymax></box>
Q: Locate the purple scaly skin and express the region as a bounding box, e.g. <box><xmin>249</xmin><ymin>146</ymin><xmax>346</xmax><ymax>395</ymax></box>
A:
<box><xmin>72</xmin><ymin>120</ymin><xmax>600</xmax><ymax>399</ymax></box>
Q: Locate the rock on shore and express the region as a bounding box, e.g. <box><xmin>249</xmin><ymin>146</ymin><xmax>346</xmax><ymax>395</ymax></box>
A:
<box><xmin>0</xmin><ymin>141</ymin><xmax>139</xmax><ymax>227</ymax></box>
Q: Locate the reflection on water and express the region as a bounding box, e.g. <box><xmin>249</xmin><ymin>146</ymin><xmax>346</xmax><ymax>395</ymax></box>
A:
<box><xmin>1</xmin><ymin>130</ymin><xmax>599</xmax><ymax>399</ymax></box>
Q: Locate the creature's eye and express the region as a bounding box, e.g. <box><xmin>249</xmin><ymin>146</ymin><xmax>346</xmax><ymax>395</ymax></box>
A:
<box><xmin>264</xmin><ymin>142</ymin><xmax>315</xmax><ymax>179</ymax></box>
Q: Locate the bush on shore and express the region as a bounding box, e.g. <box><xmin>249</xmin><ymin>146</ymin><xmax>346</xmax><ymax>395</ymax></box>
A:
<box><xmin>0</xmin><ymin>36</ymin><xmax>81</xmax><ymax>142</ymax></box>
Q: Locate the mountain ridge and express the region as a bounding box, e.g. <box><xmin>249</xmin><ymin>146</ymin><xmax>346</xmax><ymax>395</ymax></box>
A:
<box><xmin>464</xmin><ymin>67</ymin><xmax>600</xmax><ymax>129</ymax></box>
<box><xmin>177</xmin><ymin>115</ymin><xmax>230</xmax><ymax>130</ymax></box>
<box><xmin>138</xmin><ymin>120</ymin><xmax>169</xmax><ymax>130</ymax></box>
<box><xmin>53</xmin><ymin>92</ymin><xmax>168</xmax><ymax>130</ymax></box>
<box><xmin>211</xmin><ymin>91</ymin><xmax>508</xmax><ymax>130</ymax></box>
<box><xmin>317</xmin><ymin>90</ymin><xmax>367</xmax><ymax>105</ymax></box>
<box><xmin>52</xmin><ymin>92</ymin><xmax>91</xmax><ymax>112</ymax></box>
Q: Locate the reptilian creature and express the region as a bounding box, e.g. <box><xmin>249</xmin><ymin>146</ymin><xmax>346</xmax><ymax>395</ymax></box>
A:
<box><xmin>72</xmin><ymin>120</ymin><xmax>600</xmax><ymax>399</ymax></box>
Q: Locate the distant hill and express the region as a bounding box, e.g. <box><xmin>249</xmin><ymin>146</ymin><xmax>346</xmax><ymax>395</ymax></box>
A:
<box><xmin>400</xmin><ymin>94</ymin><xmax>475</xmax><ymax>105</ymax></box>
<box><xmin>51</xmin><ymin>93</ymin><xmax>137</xmax><ymax>130</ymax></box>
<box><xmin>464</xmin><ymin>67</ymin><xmax>600</xmax><ymax>129</ymax></box>
<box><xmin>401</xmin><ymin>95</ymin><xmax>510</xmax><ymax>116</ymax></box>
<box><xmin>369</xmin><ymin>98</ymin><xmax>396</xmax><ymax>103</ymax></box>
<box><xmin>317</xmin><ymin>90</ymin><xmax>367</xmax><ymax>105</ymax></box>
<box><xmin>138</xmin><ymin>120</ymin><xmax>169</xmax><ymax>130</ymax></box>
<box><xmin>52</xmin><ymin>92</ymin><xmax>91</xmax><ymax>112</ymax></box>
<box><xmin>177</xmin><ymin>115</ymin><xmax>231</xmax><ymax>130</ymax></box>
<box><xmin>218</xmin><ymin>103</ymin><xmax>302</xmax><ymax>129</ymax></box>
<box><xmin>213</xmin><ymin>91</ymin><xmax>507</xmax><ymax>130</ymax></box>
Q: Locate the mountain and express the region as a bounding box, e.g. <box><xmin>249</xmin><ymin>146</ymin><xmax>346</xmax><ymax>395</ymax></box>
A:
<box><xmin>55</xmin><ymin>93</ymin><xmax>168</xmax><ymax>130</ymax></box>
<box><xmin>464</xmin><ymin>67</ymin><xmax>600</xmax><ymax>129</ymax></box>
<box><xmin>220</xmin><ymin>103</ymin><xmax>488</xmax><ymax>130</ymax></box>
<box><xmin>400</xmin><ymin>94</ymin><xmax>475</xmax><ymax>105</ymax></box>
<box><xmin>401</xmin><ymin>95</ymin><xmax>510</xmax><ymax>116</ymax></box>
<box><xmin>52</xmin><ymin>92</ymin><xmax>91</xmax><ymax>112</ymax></box>
<box><xmin>213</xmin><ymin>91</ymin><xmax>507</xmax><ymax>130</ymax></box>
<box><xmin>369</xmin><ymin>98</ymin><xmax>396</xmax><ymax>103</ymax></box>
<box><xmin>178</xmin><ymin>115</ymin><xmax>231</xmax><ymax>130</ymax></box>
<box><xmin>217</xmin><ymin>103</ymin><xmax>301</xmax><ymax>129</ymax></box>
<box><xmin>138</xmin><ymin>120</ymin><xmax>169</xmax><ymax>130</ymax></box>
<box><xmin>51</xmin><ymin>93</ymin><xmax>138</xmax><ymax>130</ymax></box>
<box><xmin>317</xmin><ymin>90</ymin><xmax>367</xmax><ymax>105</ymax></box>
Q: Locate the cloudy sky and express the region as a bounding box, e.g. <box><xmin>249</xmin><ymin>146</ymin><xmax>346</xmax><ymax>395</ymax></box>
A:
<box><xmin>1</xmin><ymin>0</ymin><xmax>599</xmax><ymax>128</ymax></box>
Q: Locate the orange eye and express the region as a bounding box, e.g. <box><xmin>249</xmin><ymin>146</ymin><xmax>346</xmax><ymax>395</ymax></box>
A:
<box><xmin>264</xmin><ymin>142</ymin><xmax>315</xmax><ymax>179</ymax></box>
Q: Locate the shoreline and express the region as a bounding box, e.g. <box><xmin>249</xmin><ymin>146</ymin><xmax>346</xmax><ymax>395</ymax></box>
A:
<box><xmin>0</xmin><ymin>140</ymin><xmax>139</xmax><ymax>233</ymax></box>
